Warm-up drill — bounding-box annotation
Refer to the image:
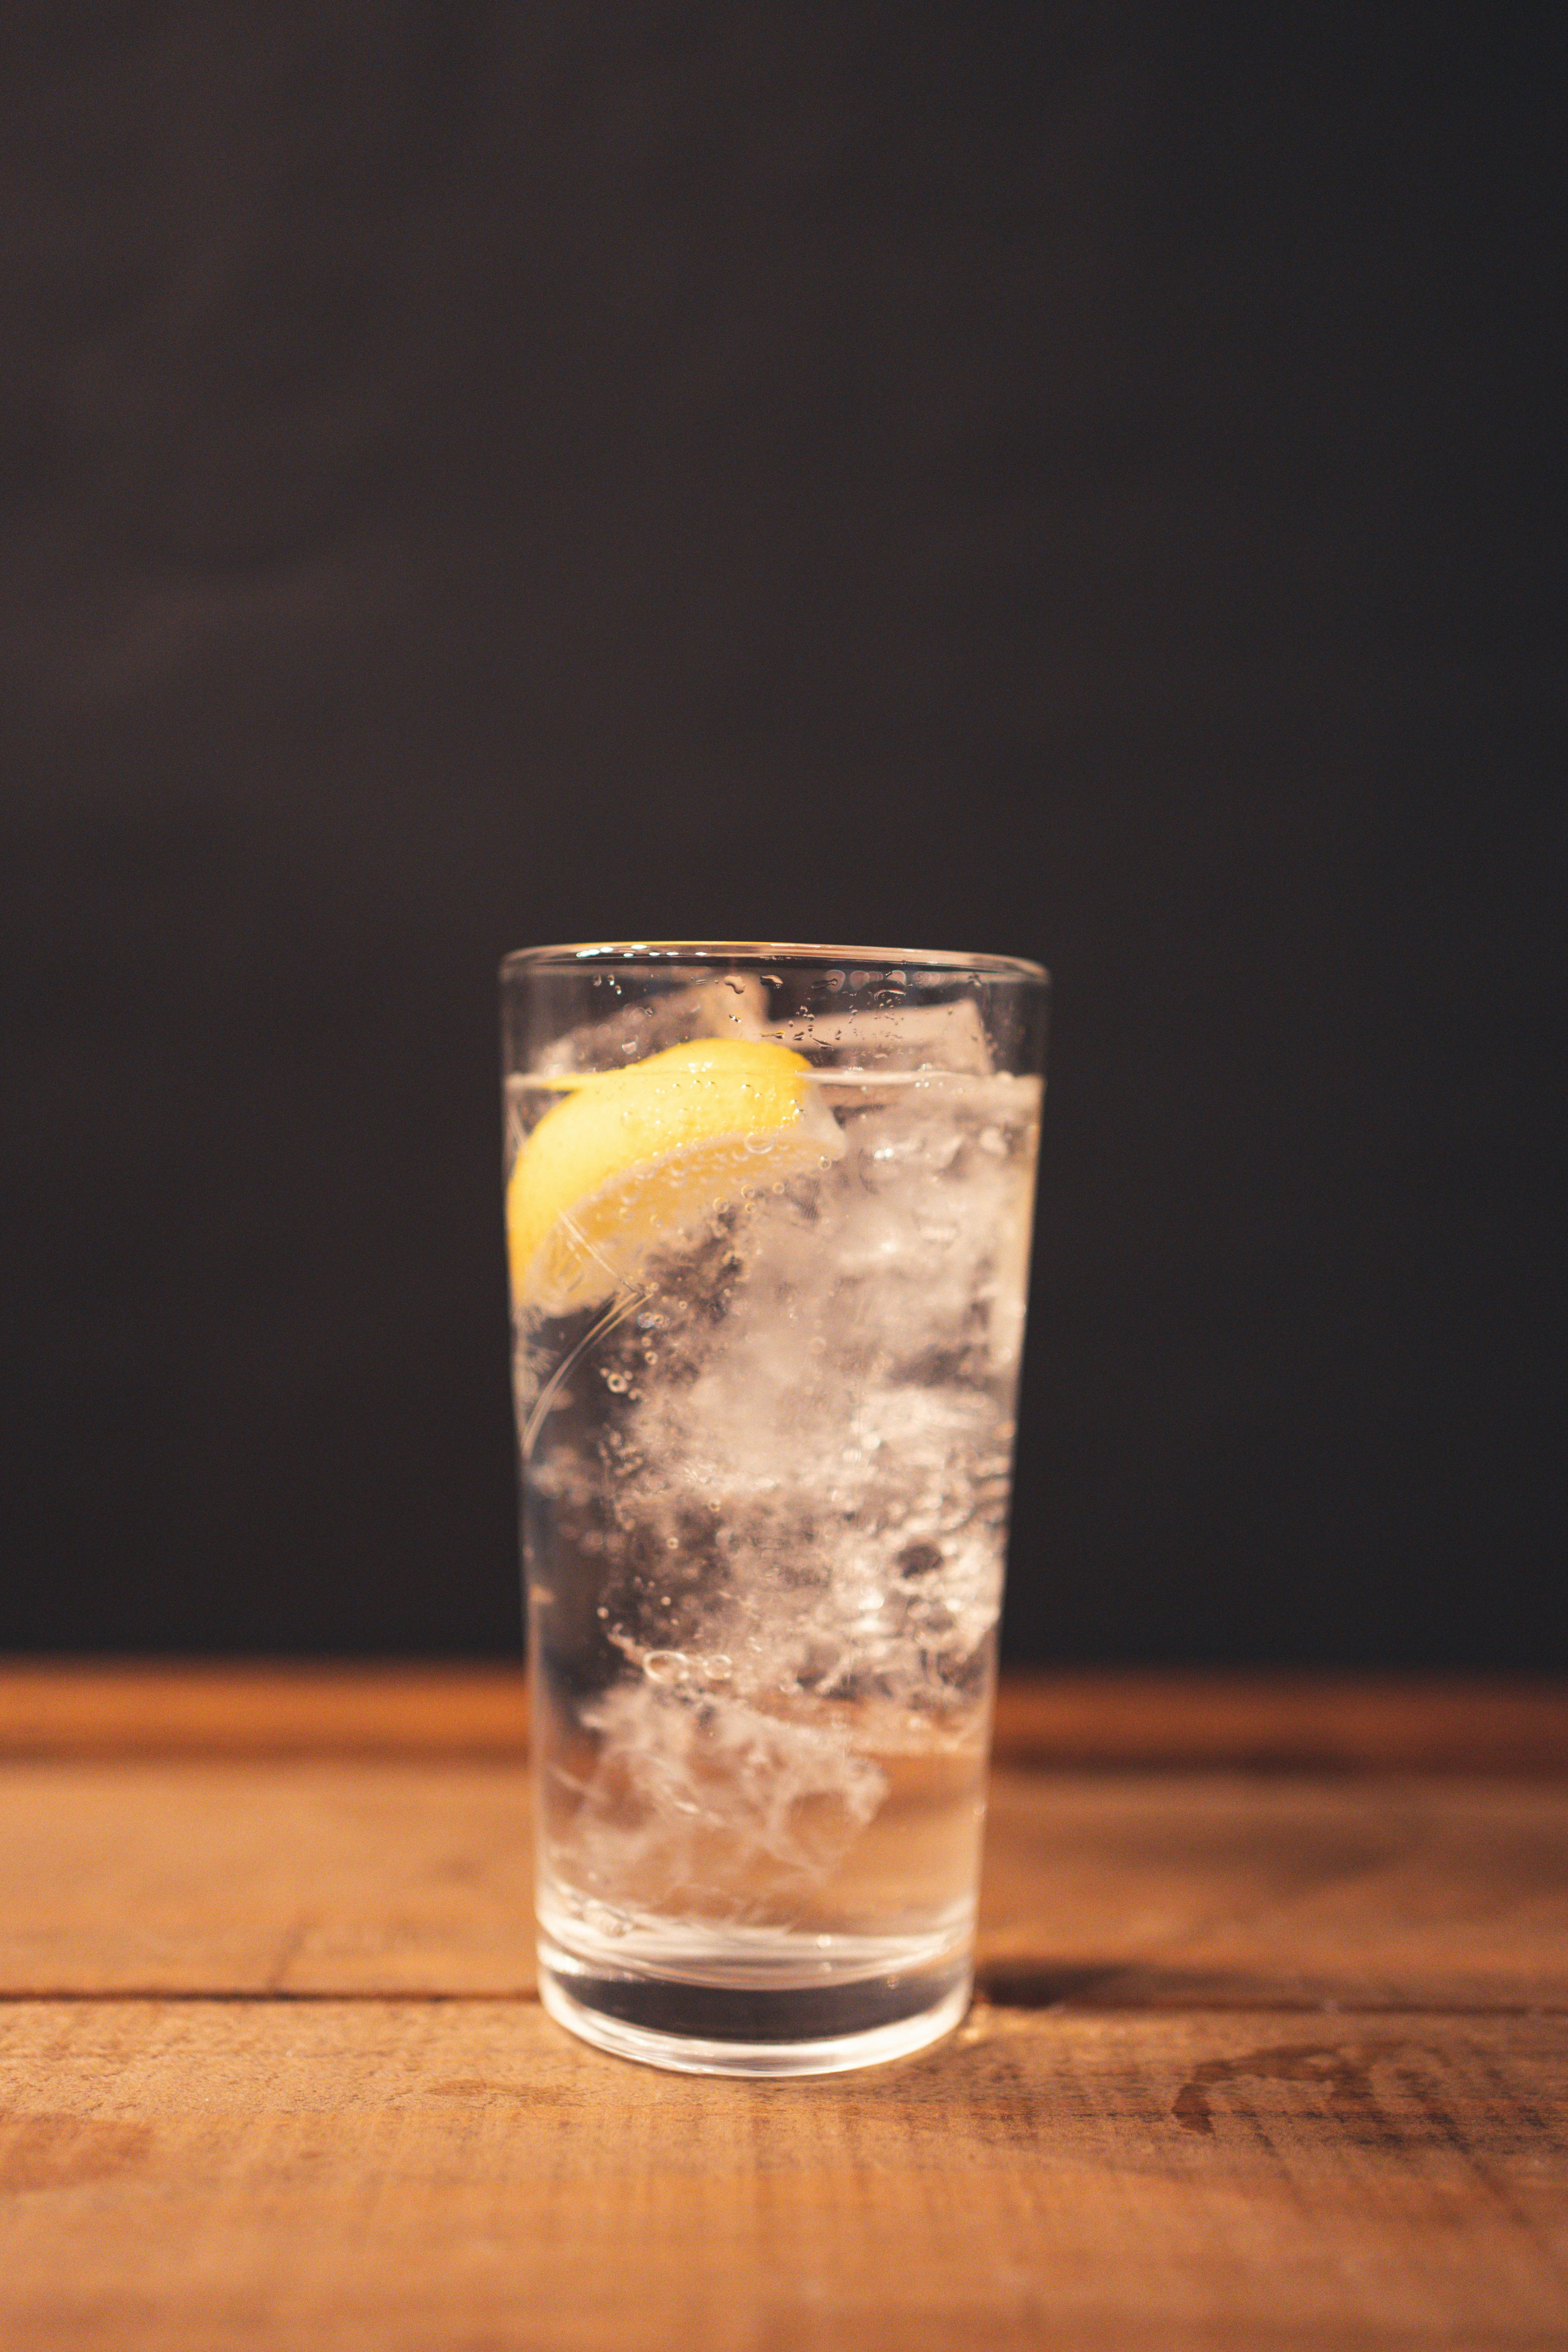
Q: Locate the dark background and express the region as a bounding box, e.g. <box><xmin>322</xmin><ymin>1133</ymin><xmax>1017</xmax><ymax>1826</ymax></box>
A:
<box><xmin>1</xmin><ymin>5</ymin><xmax>1559</xmax><ymax>1666</ymax></box>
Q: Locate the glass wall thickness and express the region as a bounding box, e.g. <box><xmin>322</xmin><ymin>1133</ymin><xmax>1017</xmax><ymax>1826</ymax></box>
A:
<box><xmin>501</xmin><ymin>945</ymin><xmax>1047</xmax><ymax>2074</ymax></box>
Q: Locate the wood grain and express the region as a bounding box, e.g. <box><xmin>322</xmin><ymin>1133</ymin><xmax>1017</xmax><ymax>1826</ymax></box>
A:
<box><xmin>0</xmin><ymin>1668</ymin><xmax>1563</xmax><ymax>2349</ymax></box>
<box><xmin>0</xmin><ymin>1662</ymin><xmax>530</xmax><ymax>1757</ymax></box>
<box><xmin>0</xmin><ymin>1760</ymin><xmax>534</xmax><ymax>1996</ymax></box>
<box><xmin>0</xmin><ymin>1999</ymin><xmax>1563</xmax><ymax>2351</ymax></box>
<box><xmin>990</xmin><ymin>1671</ymin><xmax>1568</xmax><ymax>1775</ymax></box>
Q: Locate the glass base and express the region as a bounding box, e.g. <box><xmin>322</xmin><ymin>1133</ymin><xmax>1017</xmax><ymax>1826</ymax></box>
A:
<box><xmin>537</xmin><ymin>1931</ymin><xmax>972</xmax><ymax>2077</ymax></box>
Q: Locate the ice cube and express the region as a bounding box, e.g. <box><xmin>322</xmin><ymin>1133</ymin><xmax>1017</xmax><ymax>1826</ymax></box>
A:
<box><xmin>763</xmin><ymin>997</ymin><xmax>993</xmax><ymax>1075</ymax></box>
<box><xmin>539</xmin><ymin>974</ymin><xmax>768</xmax><ymax>1076</ymax></box>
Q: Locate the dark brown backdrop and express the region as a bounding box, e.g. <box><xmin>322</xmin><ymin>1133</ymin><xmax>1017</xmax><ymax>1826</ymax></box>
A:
<box><xmin>1</xmin><ymin>5</ymin><xmax>1559</xmax><ymax>1662</ymax></box>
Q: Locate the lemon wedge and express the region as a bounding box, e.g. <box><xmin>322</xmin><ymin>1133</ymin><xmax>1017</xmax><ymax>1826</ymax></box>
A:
<box><xmin>507</xmin><ymin>1037</ymin><xmax>840</xmax><ymax>1315</ymax></box>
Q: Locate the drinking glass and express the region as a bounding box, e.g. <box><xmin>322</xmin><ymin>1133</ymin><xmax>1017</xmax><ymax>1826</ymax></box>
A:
<box><xmin>501</xmin><ymin>943</ymin><xmax>1047</xmax><ymax>2074</ymax></box>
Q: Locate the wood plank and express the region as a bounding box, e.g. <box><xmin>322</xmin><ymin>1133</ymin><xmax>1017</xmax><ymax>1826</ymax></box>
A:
<box><xmin>0</xmin><ymin>1998</ymin><xmax>1563</xmax><ymax>2351</ymax></box>
<box><xmin>4</xmin><ymin>1664</ymin><xmax>1567</xmax><ymax>1771</ymax></box>
<box><xmin>0</xmin><ymin>1678</ymin><xmax>1560</xmax><ymax>2345</ymax></box>
<box><xmin>977</xmin><ymin>1770</ymin><xmax>1568</xmax><ymax>2015</ymax></box>
<box><xmin>3</xmin><ymin>1759</ymin><xmax>1564</xmax><ymax>2009</ymax></box>
<box><xmin>989</xmin><ymin>1673</ymin><xmax>1568</xmax><ymax>1776</ymax></box>
<box><xmin>0</xmin><ymin>1760</ymin><xmax>535</xmax><ymax>1996</ymax></box>
<box><xmin>0</xmin><ymin>1663</ymin><xmax>529</xmax><ymax>1758</ymax></box>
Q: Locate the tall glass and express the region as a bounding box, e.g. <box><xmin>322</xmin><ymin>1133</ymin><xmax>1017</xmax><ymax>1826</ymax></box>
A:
<box><xmin>501</xmin><ymin>943</ymin><xmax>1047</xmax><ymax>2075</ymax></box>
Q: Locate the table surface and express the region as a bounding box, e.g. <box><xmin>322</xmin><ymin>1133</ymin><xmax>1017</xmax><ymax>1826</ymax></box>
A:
<box><xmin>2</xmin><ymin>1665</ymin><xmax>1565</xmax><ymax>2351</ymax></box>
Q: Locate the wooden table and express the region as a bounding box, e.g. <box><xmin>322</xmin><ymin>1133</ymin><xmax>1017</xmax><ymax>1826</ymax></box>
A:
<box><xmin>2</xmin><ymin>1665</ymin><xmax>1565</xmax><ymax>2350</ymax></box>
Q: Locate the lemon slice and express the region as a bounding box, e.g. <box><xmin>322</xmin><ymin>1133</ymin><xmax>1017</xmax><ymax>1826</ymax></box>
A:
<box><xmin>507</xmin><ymin>1037</ymin><xmax>841</xmax><ymax>1315</ymax></box>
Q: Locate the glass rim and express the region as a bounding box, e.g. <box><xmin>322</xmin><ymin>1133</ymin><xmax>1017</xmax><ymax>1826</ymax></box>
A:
<box><xmin>500</xmin><ymin>940</ymin><xmax>1048</xmax><ymax>982</ymax></box>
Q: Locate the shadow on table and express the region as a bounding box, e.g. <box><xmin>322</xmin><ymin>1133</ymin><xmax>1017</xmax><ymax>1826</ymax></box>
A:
<box><xmin>972</xmin><ymin>1960</ymin><xmax>1560</xmax><ymax>2016</ymax></box>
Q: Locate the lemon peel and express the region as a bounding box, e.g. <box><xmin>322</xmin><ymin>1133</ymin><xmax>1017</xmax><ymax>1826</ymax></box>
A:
<box><xmin>507</xmin><ymin>1037</ymin><xmax>840</xmax><ymax>1315</ymax></box>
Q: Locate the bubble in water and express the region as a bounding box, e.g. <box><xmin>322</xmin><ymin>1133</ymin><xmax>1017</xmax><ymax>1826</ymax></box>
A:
<box><xmin>604</xmin><ymin>1370</ymin><xmax>630</xmax><ymax>1392</ymax></box>
<box><xmin>643</xmin><ymin>1650</ymin><xmax>688</xmax><ymax>1685</ymax></box>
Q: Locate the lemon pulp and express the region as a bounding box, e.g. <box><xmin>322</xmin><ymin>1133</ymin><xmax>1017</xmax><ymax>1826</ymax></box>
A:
<box><xmin>507</xmin><ymin>1037</ymin><xmax>839</xmax><ymax>1315</ymax></box>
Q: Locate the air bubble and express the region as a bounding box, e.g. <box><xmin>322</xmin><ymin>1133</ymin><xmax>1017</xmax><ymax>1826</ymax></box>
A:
<box><xmin>604</xmin><ymin>1370</ymin><xmax>630</xmax><ymax>1392</ymax></box>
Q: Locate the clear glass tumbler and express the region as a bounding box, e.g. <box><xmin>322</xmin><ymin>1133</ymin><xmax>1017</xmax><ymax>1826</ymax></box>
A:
<box><xmin>501</xmin><ymin>943</ymin><xmax>1047</xmax><ymax>2074</ymax></box>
